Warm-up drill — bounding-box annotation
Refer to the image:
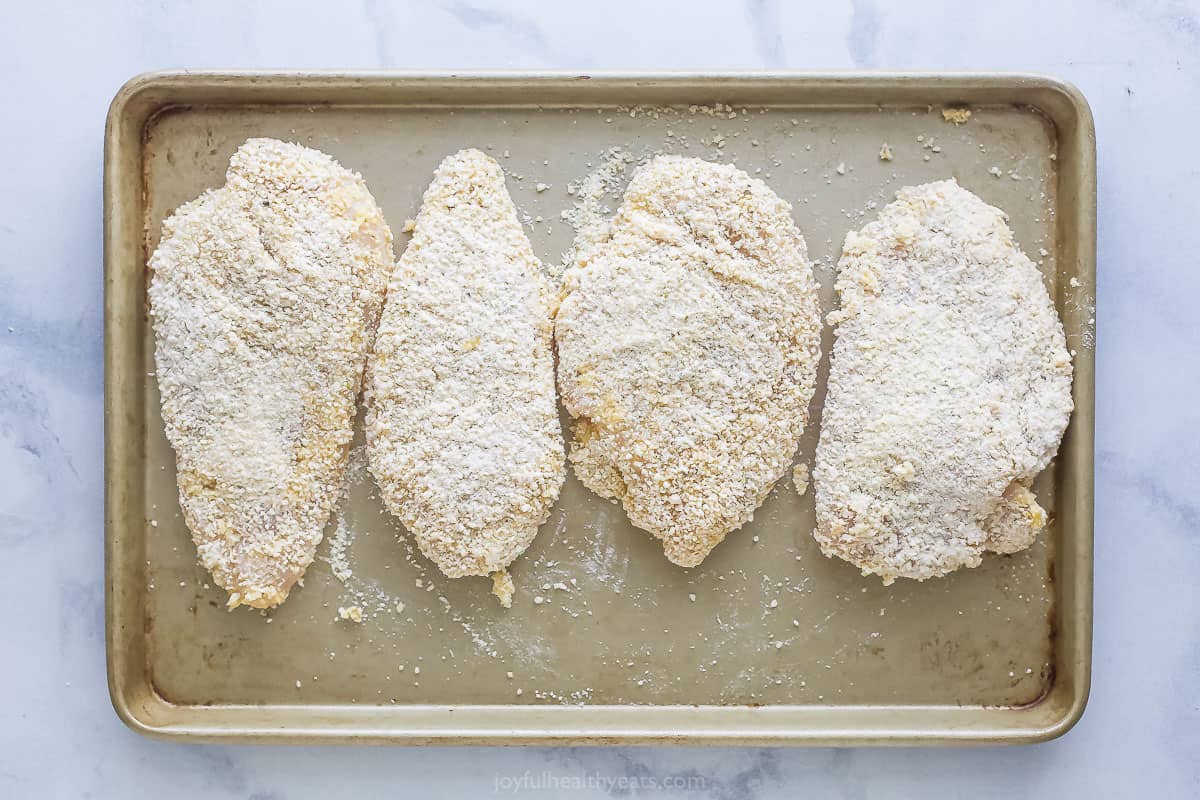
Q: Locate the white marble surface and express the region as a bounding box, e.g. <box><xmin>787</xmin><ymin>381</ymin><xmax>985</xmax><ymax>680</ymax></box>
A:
<box><xmin>1</xmin><ymin>0</ymin><xmax>1197</xmax><ymax>796</ymax></box>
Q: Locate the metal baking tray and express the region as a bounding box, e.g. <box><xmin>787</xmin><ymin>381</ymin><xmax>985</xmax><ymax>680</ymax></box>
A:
<box><xmin>105</xmin><ymin>72</ymin><xmax>1094</xmax><ymax>745</ymax></box>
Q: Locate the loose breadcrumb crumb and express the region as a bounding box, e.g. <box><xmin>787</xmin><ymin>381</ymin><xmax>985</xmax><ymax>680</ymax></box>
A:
<box><xmin>942</xmin><ymin>107</ymin><xmax>972</xmax><ymax>125</ymax></box>
<box><xmin>792</xmin><ymin>463</ymin><xmax>810</xmax><ymax>496</ymax></box>
<box><xmin>490</xmin><ymin>569</ymin><xmax>515</xmax><ymax>608</ymax></box>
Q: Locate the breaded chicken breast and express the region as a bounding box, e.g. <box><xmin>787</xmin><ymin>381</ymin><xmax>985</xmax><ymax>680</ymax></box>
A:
<box><xmin>365</xmin><ymin>149</ymin><xmax>565</xmax><ymax>580</ymax></box>
<box><xmin>813</xmin><ymin>179</ymin><xmax>1073</xmax><ymax>583</ymax></box>
<box><xmin>149</xmin><ymin>138</ymin><xmax>394</xmax><ymax>609</ymax></box>
<box><xmin>555</xmin><ymin>156</ymin><xmax>822</xmax><ymax>567</ymax></box>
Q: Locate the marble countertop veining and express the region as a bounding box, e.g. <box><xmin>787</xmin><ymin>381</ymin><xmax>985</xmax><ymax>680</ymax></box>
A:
<box><xmin>1</xmin><ymin>0</ymin><xmax>1197</xmax><ymax>797</ymax></box>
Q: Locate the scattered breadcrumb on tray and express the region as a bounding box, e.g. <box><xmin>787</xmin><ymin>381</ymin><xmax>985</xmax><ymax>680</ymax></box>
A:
<box><xmin>793</xmin><ymin>463</ymin><xmax>810</xmax><ymax>496</ymax></box>
<box><xmin>941</xmin><ymin>107</ymin><xmax>972</xmax><ymax>125</ymax></box>
<box><xmin>491</xmin><ymin>569</ymin><xmax>515</xmax><ymax>608</ymax></box>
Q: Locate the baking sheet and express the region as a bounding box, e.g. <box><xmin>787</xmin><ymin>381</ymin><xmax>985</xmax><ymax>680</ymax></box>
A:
<box><xmin>105</xmin><ymin>73</ymin><xmax>1094</xmax><ymax>744</ymax></box>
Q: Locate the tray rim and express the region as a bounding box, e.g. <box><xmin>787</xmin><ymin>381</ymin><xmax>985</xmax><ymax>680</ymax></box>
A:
<box><xmin>104</xmin><ymin>70</ymin><xmax>1095</xmax><ymax>746</ymax></box>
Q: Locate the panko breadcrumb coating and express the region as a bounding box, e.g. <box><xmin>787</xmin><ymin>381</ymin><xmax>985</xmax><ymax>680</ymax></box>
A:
<box><xmin>365</xmin><ymin>149</ymin><xmax>565</xmax><ymax>580</ymax></box>
<box><xmin>555</xmin><ymin>155</ymin><xmax>822</xmax><ymax>567</ymax></box>
<box><xmin>148</xmin><ymin>138</ymin><xmax>394</xmax><ymax>609</ymax></box>
<box><xmin>813</xmin><ymin>179</ymin><xmax>1073</xmax><ymax>583</ymax></box>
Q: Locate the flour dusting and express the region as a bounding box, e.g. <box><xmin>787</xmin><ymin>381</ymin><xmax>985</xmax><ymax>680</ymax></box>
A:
<box><xmin>556</xmin><ymin>146</ymin><xmax>635</xmax><ymax>280</ymax></box>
